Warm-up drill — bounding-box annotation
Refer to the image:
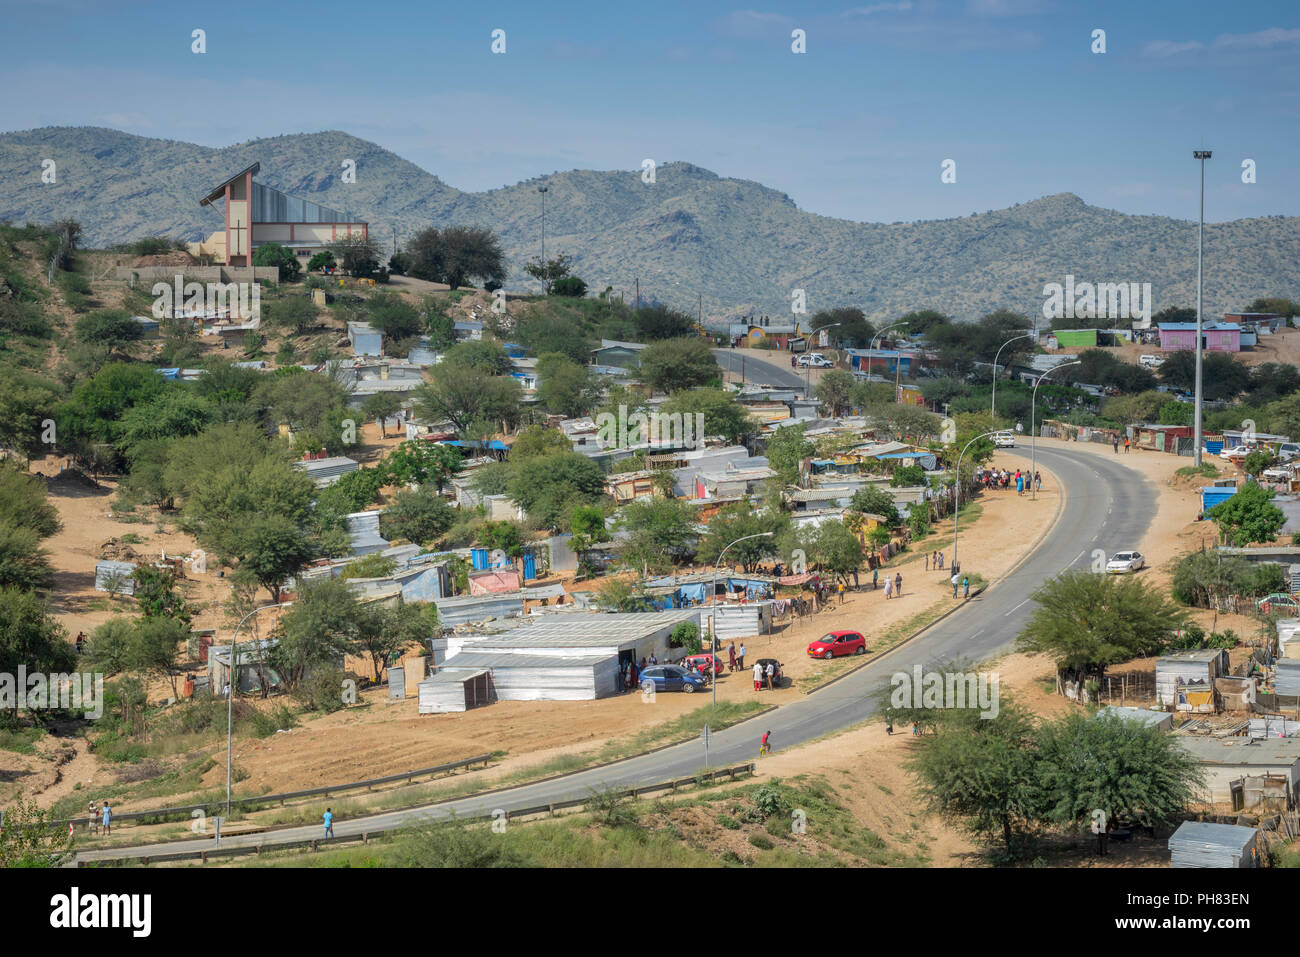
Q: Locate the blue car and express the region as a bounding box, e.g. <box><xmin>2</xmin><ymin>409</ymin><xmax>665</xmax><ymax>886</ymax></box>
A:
<box><xmin>639</xmin><ymin>664</ymin><xmax>707</xmax><ymax>694</ymax></box>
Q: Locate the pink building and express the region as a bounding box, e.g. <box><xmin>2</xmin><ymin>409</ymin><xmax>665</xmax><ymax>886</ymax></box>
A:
<box><xmin>1157</xmin><ymin>323</ymin><xmax>1241</xmax><ymax>353</ymax></box>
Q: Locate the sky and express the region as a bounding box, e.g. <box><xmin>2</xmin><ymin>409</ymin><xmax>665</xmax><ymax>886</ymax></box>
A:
<box><xmin>1</xmin><ymin>0</ymin><xmax>1298</xmax><ymax>224</ymax></box>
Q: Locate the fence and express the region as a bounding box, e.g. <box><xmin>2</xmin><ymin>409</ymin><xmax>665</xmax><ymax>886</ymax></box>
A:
<box><xmin>54</xmin><ymin>752</ymin><xmax>492</xmax><ymax>831</ymax></box>
<box><xmin>1100</xmin><ymin>671</ymin><xmax>1157</xmax><ymax>705</ymax></box>
<box><xmin>80</xmin><ymin>763</ymin><xmax>757</xmax><ymax>865</ymax></box>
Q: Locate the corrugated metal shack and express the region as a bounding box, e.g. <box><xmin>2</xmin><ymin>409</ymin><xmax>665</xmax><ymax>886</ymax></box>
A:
<box><xmin>432</xmin><ymin>652</ymin><xmax>616</xmax><ymax>704</ymax></box>
<box><xmin>94</xmin><ymin>560</ymin><xmax>137</xmax><ymax>595</ymax></box>
<box><xmin>418</xmin><ymin>669</ymin><xmax>496</xmax><ymax>713</ymax></box>
<box><xmin>1276</xmin><ymin>659</ymin><xmax>1300</xmax><ymax>696</ymax></box>
<box><xmin>1177</xmin><ymin>736</ymin><xmax>1300</xmax><ymax>804</ymax></box>
<box><xmin>1095</xmin><ymin>705</ymin><xmax>1173</xmax><ymax>732</ymax></box>
<box><xmin>1156</xmin><ymin>649</ymin><xmax>1229</xmax><ymax>712</ymax></box>
<box><xmin>1168</xmin><ymin>822</ymin><xmax>1263</xmax><ymax>868</ymax></box>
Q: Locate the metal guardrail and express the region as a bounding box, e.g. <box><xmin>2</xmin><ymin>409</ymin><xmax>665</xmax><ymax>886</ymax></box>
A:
<box><xmin>56</xmin><ymin>752</ymin><xmax>493</xmax><ymax>830</ymax></box>
<box><xmin>81</xmin><ymin>763</ymin><xmax>757</xmax><ymax>866</ymax></box>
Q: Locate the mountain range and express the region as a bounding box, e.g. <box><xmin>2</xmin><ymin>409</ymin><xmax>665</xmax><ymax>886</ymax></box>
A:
<box><xmin>1</xmin><ymin>126</ymin><xmax>1297</xmax><ymax>323</ymax></box>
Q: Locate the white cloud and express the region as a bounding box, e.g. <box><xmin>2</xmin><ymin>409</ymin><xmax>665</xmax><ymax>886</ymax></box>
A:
<box><xmin>843</xmin><ymin>2</ymin><xmax>913</xmax><ymax>16</ymax></box>
<box><xmin>1140</xmin><ymin>39</ymin><xmax>1204</xmax><ymax>58</ymax></box>
<box><xmin>1213</xmin><ymin>27</ymin><xmax>1300</xmax><ymax>50</ymax></box>
<box><xmin>713</xmin><ymin>9</ymin><xmax>794</xmax><ymax>38</ymax></box>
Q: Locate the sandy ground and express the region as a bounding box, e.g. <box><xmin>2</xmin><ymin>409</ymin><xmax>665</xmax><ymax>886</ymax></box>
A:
<box><xmin>1058</xmin><ymin>325</ymin><xmax>1300</xmax><ymax>369</ymax></box>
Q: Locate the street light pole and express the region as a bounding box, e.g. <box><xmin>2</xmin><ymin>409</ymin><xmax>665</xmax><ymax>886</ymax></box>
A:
<box><xmin>227</xmin><ymin>602</ymin><xmax>285</xmax><ymax>817</ymax></box>
<box><xmin>991</xmin><ymin>332</ymin><xmax>1035</xmax><ymax>417</ymax></box>
<box><xmin>953</xmin><ymin>430</ymin><xmax>998</xmax><ymax>573</ymax></box>
<box><xmin>537</xmin><ymin>185</ymin><xmax>550</xmax><ymax>262</ymax></box>
<box><xmin>866</xmin><ymin>320</ymin><xmax>907</xmax><ymax>385</ymax></box>
<box><xmin>710</xmin><ymin>532</ymin><xmax>775</xmax><ymax>706</ymax></box>
<box><xmin>1030</xmin><ymin>360</ymin><xmax>1081</xmax><ymax>501</ymax></box>
<box><xmin>806</xmin><ymin>322</ymin><xmax>841</xmax><ymax>399</ymax></box>
<box><xmin>1192</xmin><ymin>150</ymin><xmax>1212</xmax><ymax>467</ymax></box>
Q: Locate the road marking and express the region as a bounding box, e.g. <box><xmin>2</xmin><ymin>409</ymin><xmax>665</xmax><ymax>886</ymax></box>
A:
<box><xmin>1003</xmin><ymin>598</ymin><xmax>1030</xmax><ymax>617</ymax></box>
<box><xmin>1071</xmin><ymin>549</ymin><xmax>1085</xmax><ymax>565</ymax></box>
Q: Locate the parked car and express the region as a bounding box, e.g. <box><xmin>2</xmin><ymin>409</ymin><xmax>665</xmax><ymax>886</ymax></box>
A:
<box><xmin>1262</xmin><ymin>466</ymin><xmax>1291</xmax><ymax>483</ymax></box>
<box><xmin>1138</xmin><ymin>354</ymin><xmax>1165</xmax><ymax>368</ymax></box>
<box><xmin>807</xmin><ymin>631</ymin><xmax>867</xmax><ymax>659</ymax></box>
<box><xmin>1219</xmin><ymin>445</ymin><xmax>1254</xmax><ymax>462</ymax></box>
<box><xmin>755</xmin><ymin>658</ymin><xmax>785</xmax><ymax>687</ymax></box>
<box><xmin>796</xmin><ymin>353</ymin><xmax>833</xmax><ymax>368</ymax></box>
<box><xmin>1277</xmin><ymin>443</ymin><xmax>1300</xmax><ymax>463</ymax></box>
<box><xmin>1106</xmin><ymin>551</ymin><xmax>1145</xmax><ymax>573</ymax></box>
<box><xmin>639</xmin><ymin>665</ymin><xmax>707</xmax><ymax>694</ymax></box>
<box><xmin>993</xmin><ymin>431</ymin><xmax>1016</xmax><ymax>448</ymax></box>
<box><xmin>681</xmin><ymin>653</ymin><xmax>724</xmax><ymax>677</ymax></box>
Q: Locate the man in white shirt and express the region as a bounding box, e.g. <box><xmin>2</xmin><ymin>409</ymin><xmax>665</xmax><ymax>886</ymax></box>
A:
<box><xmin>753</xmin><ymin>661</ymin><xmax>764</xmax><ymax>691</ymax></box>
<box><xmin>765</xmin><ymin>661</ymin><xmax>775</xmax><ymax>690</ymax></box>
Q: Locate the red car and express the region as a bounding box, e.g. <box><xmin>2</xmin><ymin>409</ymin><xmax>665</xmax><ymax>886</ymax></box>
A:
<box><xmin>807</xmin><ymin>631</ymin><xmax>866</xmax><ymax>659</ymax></box>
<box><xmin>681</xmin><ymin>653</ymin><xmax>724</xmax><ymax>677</ymax></box>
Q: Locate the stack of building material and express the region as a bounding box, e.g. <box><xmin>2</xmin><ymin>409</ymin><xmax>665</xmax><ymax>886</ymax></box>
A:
<box><xmin>1096</xmin><ymin>706</ymin><xmax>1173</xmax><ymax>732</ymax></box>
<box><xmin>1168</xmin><ymin>822</ymin><xmax>1262</xmax><ymax>868</ymax></box>
<box><xmin>1275</xmin><ymin>660</ymin><xmax>1300</xmax><ymax>696</ymax></box>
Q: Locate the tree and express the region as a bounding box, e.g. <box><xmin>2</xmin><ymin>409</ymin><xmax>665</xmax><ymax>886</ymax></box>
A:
<box><xmin>130</xmin><ymin>616</ymin><xmax>189</xmax><ymax>699</ymax></box>
<box><xmin>354</xmin><ymin>598</ymin><xmax>429</xmax><ymax>682</ymax></box>
<box><xmin>0</xmin><ymin>466</ymin><xmax>61</xmax><ymax>539</ymax></box>
<box><xmin>229</xmin><ymin>514</ymin><xmax>316</xmax><ymax>601</ymax></box>
<box><xmin>816</xmin><ymin>370</ymin><xmax>856</xmax><ymax>417</ymax></box>
<box><xmin>898</xmin><ymin>309</ymin><xmax>951</xmax><ymax>338</ymax></box>
<box><xmin>1034</xmin><ymin>712</ymin><xmax>1203</xmax><ymax>835</ymax></box>
<box><xmin>74</xmin><ymin>309</ymin><xmax>143</xmax><ymax>353</ymax></box>
<box><xmin>552</xmin><ymin>276</ymin><xmax>587</xmax><ymax>297</ymax></box>
<box><xmin>442</xmin><ymin>339</ymin><xmax>515</xmax><ymax>375</ymax></box>
<box><xmin>1171</xmin><ymin>549</ymin><xmax>1286</xmax><ymax>608</ymax></box>
<box><xmin>306</xmin><ymin>251</ymin><xmax>336</xmax><ymax>273</ymax></box>
<box><xmin>509</xmin><ymin>425</ymin><xmax>572</xmax><ymax>460</ymax></box>
<box><xmin>535</xmin><ymin>354</ymin><xmax>600</xmax><ymax>418</ymax></box>
<box><xmin>271</xmin><ymin>579</ymin><xmax>358</xmax><ymax>688</ymax></box>
<box><xmin>569</xmin><ymin>504</ymin><xmax>610</xmax><ymax>572</ymax></box>
<box><xmin>0</xmin><ymin>795</ymin><xmax>73</xmax><ymax>868</ymax></box>
<box><xmin>660</xmin><ymin>389</ymin><xmax>753</xmax><ymax>444</ymax></box>
<box><xmin>1208</xmin><ymin>483</ymin><xmax>1286</xmax><ymax>546</ymax></box>
<box><xmin>1247</xmin><ymin>362</ymin><xmax>1300</xmax><ymax>404</ymax></box>
<box><xmin>765</xmin><ymin>424</ymin><xmax>814</xmax><ymax>487</ymax></box>
<box><xmin>634</xmin><ymin>305</ymin><xmax>697</xmax><ymax>341</ymax></box>
<box><xmin>252</xmin><ymin>242</ymin><xmax>301</xmax><ymax>281</ymax></box>
<box><xmin>809</xmin><ymin>307</ymin><xmax>874</xmax><ymax>348</ymax></box>
<box><xmin>362</xmin><ymin>393</ymin><xmax>403</xmax><ymax>437</ymax></box>
<box><xmin>695</xmin><ymin>506</ymin><xmax>788</xmax><ymax>572</ymax></box>
<box><xmin>524</xmin><ymin>253</ymin><xmax>574</xmax><ymax>294</ymax></box>
<box><xmin>507</xmin><ymin>451</ymin><xmax>605</xmax><ymax>530</ymax></box>
<box><xmin>849</xmin><ymin>486</ymin><xmax>901</xmax><ymax>527</ymax></box>
<box><xmin>1158</xmin><ymin>350</ymin><xmax>1251</xmax><ymax>401</ymax></box>
<box><xmin>415</xmin><ymin>365</ymin><xmax>523</xmax><ymax>436</ymax></box>
<box><xmin>383</xmin><ymin>440</ymin><xmax>462</xmax><ymax>490</ymax></box>
<box><xmin>812</xmin><ymin>519</ymin><xmax>864</xmax><ymax>582</ymax></box>
<box><xmin>264</xmin><ymin>295</ymin><xmax>318</xmax><ymax>335</ymax></box>
<box><xmin>907</xmin><ymin>701</ymin><xmax>1042</xmax><ymax>857</ymax></box>
<box><xmin>131</xmin><ymin>566</ymin><xmax>191</xmax><ymax>624</ymax></box>
<box><xmin>1243</xmin><ymin>297</ymin><xmax>1300</xmax><ymax>320</ymax></box>
<box><xmin>366</xmin><ymin>292</ymin><xmax>422</xmax><ymax>340</ymax></box>
<box><xmin>0</xmin><ymin>525</ymin><xmax>54</xmax><ymax>592</ymax></box>
<box><xmin>638</xmin><ymin>338</ymin><xmax>718</xmax><ymax>393</ymax></box>
<box><xmin>1242</xmin><ymin>448</ymin><xmax>1276</xmax><ymax>478</ymax></box>
<box><xmin>1103</xmin><ymin>390</ymin><xmax>1164</xmax><ymax>428</ymax></box>
<box><xmin>327</xmin><ymin>234</ymin><xmax>384</xmax><ymax>277</ymax></box>
<box><xmin>0</xmin><ymin>588</ymin><xmax>73</xmax><ymax>684</ymax></box>
<box><xmin>0</xmin><ymin>368</ymin><xmax>63</xmax><ymax>461</ymax></box>
<box><xmin>406</xmin><ymin>225</ymin><xmax>506</xmax><ymax>290</ymax></box>
<box><xmin>866</xmin><ymin>402</ymin><xmax>941</xmax><ymax>443</ymax></box>
<box><xmin>380</xmin><ymin>489</ymin><xmax>456</xmax><ymax>546</ymax></box>
<box><xmin>1015</xmin><ymin>570</ymin><xmax>1189</xmax><ymax>686</ymax></box>
<box><xmin>618</xmin><ymin>498</ymin><xmax>696</xmax><ymax>571</ymax></box>
<box><xmin>85</xmin><ymin>617</ymin><xmax>135</xmax><ymax>673</ymax></box>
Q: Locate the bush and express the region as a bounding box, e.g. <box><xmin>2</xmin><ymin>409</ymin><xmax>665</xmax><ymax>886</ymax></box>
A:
<box><xmin>747</xmin><ymin>833</ymin><xmax>774</xmax><ymax>850</ymax></box>
<box><xmin>551</xmin><ymin>276</ymin><xmax>587</xmax><ymax>298</ymax></box>
<box><xmin>1171</xmin><ymin>551</ymin><xmax>1286</xmax><ymax>608</ymax></box>
<box><xmin>751</xmin><ymin>783</ymin><xmax>789</xmax><ymax>821</ymax></box>
<box><xmin>671</xmin><ymin>621</ymin><xmax>701</xmax><ymax>654</ymax></box>
<box><xmin>293</xmin><ymin>668</ymin><xmax>351</xmax><ymax>713</ymax></box>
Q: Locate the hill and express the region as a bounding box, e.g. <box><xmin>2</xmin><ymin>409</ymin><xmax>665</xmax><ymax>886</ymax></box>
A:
<box><xmin>1</xmin><ymin>126</ymin><xmax>1298</xmax><ymax>322</ymax></box>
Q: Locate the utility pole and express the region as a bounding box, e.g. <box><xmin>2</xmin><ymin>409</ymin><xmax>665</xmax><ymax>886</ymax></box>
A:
<box><xmin>635</xmin><ymin>278</ymin><xmax>640</xmax><ymax>311</ymax></box>
<box><xmin>1192</xmin><ymin>150</ymin><xmax>1212</xmax><ymax>467</ymax></box>
<box><xmin>537</xmin><ymin>185</ymin><xmax>549</xmax><ymax>262</ymax></box>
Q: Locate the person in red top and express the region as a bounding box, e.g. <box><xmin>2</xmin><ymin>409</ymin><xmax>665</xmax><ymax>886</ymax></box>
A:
<box><xmin>760</xmin><ymin>730</ymin><xmax>772</xmax><ymax>755</ymax></box>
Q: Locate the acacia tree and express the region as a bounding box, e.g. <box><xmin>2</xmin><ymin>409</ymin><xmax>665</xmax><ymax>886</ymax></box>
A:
<box><xmin>524</xmin><ymin>252</ymin><xmax>574</xmax><ymax>294</ymax></box>
<box><xmin>1208</xmin><ymin>483</ymin><xmax>1286</xmax><ymax>546</ymax></box>
<box><xmin>1015</xmin><ymin>570</ymin><xmax>1188</xmax><ymax>689</ymax></box>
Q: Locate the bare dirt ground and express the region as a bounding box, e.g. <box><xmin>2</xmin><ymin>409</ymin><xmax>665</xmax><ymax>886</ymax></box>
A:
<box><xmin>1059</xmin><ymin>325</ymin><xmax>1300</xmax><ymax>369</ymax></box>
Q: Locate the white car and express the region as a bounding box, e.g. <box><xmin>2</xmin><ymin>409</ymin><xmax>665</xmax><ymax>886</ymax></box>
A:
<box><xmin>1106</xmin><ymin>551</ymin><xmax>1145</xmax><ymax>574</ymax></box>
<box><xmin>1277</xmin><ymin>443</ymin><xmax>1300</xmax><ymax>463</ymax></box>
<box><xmin>1138</xmin><ymin>354</ymin><xmax>1165</xmax><ymax>369</ymax></box>
<box><xmin>796</xmin><ymin>353</ymin><xmax>833</xmax><ymax>368</ymax></box>
<box><xmin>1262</xmin><ymin>466</ymin><xmax>1291</xmax><ymax>483</ymax></box>
<box><xmin>992</xmin><ymin>431</ymin><xmax>1016</xmax><ymax>448</ymax></box>
<box><xmin>1219</xmin><ymin>445</ymin><xmax>1254</xmax><ymax>462</ymax></box>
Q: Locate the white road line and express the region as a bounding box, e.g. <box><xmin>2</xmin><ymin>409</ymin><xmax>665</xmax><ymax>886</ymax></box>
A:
<box><xmin>1072</xmin><ymin>549</ymin><xmax>1085</xmax><ymax>565</ymax></box>
<box><xmin>1003</xmin><ymin>598</ymin><xmax>1030</xmax><ymax>617</ymax></box>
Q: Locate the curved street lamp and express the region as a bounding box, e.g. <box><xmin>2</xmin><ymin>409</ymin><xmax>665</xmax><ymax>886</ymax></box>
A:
<box><xmin>806</xmin><ymin>322</ymin><xmax>842</xmax><ymax>399</ymax></box>
<box><xmin>991</xmin><ymin>332</ymin><xmax>1036</xmax><ymax>417</ymax></box>
<box><xmin>952</xmin><ymin>430</ymin><xmax>999</xmax><ymax>573</ymax></box>
<box><xmin>710</xmin><ymin>531</ymin><xmax>775</xmax><ymax>705</ymax></box>
<box><xmin>1031</xmin><ymin>360</ymin><xmax>1081</xmax><ymax>501</ymax></box>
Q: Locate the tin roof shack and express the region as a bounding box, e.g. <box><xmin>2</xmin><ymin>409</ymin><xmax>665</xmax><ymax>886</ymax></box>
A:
<box><xmin>1275</xmin><ymin>659</ymin><xmax>1300</xmax><ymax>696</ymax></box>
<box><xmin>1096</xmin><ymin>705</ymin><xmax>1174</xmax><ymax>732</ymax></box>
<box><xmin>1176</xmin><ymin>736</ymin><xmax>1300</xmax><ymax>805</ymax></box>
<box><xmin>1216</xmin><ymin>675</ymin><xmax>1257</xmax><ymax>712</ymax></box>
<box><xmin>418</xmin><ymin>669</ymin><xmax>496</xmax><ymax>714</ymax></box>
<box><xmin>703</xmin><ymin>602</ymin><xmax>774</xmax><ymax>642</ymax></box>
<box><xmin>1157</xmin><ymin>649</ymin><xmax>1229</xmax><ymax>712</ymax></box>
<box><xmin>434</xmin><ymin>652</ymin><xmax>617</xmax><ymax>703</ymax></box>
<box><xmin>1168</xmin><ymin>821</ymin><xmax>1263</xmax><ymax>868</ymax></box>
<box><xmin>347</xmin><ymin>321</ymin><xmax>384</xmax><ymax>356</ymax></box>
<box><xmin>292</xmin><ymin>455</ymin><xmax>359</xmax><ymax>487</ymax></box>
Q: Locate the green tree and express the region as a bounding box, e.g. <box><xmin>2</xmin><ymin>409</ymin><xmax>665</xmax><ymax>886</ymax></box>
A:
<box><xmin>130</xmin><ymin>616</ymin><xmax>189</xmax><ymax>699</ymax></box>
<box><xmin>507</xmin><ymin>452</ymin><xmax>605</xmax><ymax>530</ymax></box>
<box><xmin>229</xmin><ymin>514</ymin><xmax>316</xmax><ymax>601</ymax></box>
<box><xmin>1208</xmin><ymin>483</ymin><xmax>1286</xmax><ymax>546</ymax></box>
<box><xmin>638</xmin><ymin>338</ymin><xmax>718</xmax><ymax>393</ymax></box>
<box><xmin>0</xmin><ymin>368</ymin><xmax>63</xmax><ymax>461</ymax></box>
<box><xmin>380</xmin><ymin>489</ymin><xmax>456</xmax><ymax>546</ymax></box>
<box><xmin>327</xmin><ymin>234</ymin><xmax>384</xmax><ymax>277</ymax></box>
<box><xmin>366</xmin><ymin>292</ymin><xmax>422</xmax><ymax>340</ymax></box>
<box><xmin>509</xmin><ymin>425</ymin><xmax>572</xmax><ymax>459</ymax></box>
<box><xmin>849</xmin><ymin>486</ymin><xmax>900</xmax><ymax>527</ymax></box>
<box><xmin>0</xmin><ymin>588</ymin><xmax>73</xmax><ymax>683</ymax></box>
<box><xmin>362</xmin><ymin>392</ymin><xmax>403</xmax><ymax>437</ymax></box>
<box><xmin>524</xmin><ymin>253</ymin><xmax>574</xmax><ymax>294</ymax></box>
<box><xmin>552</xmin><ymin>276</ymin><xmax>587</xmax><ymax>298</ymax></box>
<box><xmin>131</xmin><ymin>566</ymin><xmax>192</xmax><ymax>623</ymax></box>
<box><xmin>306</xmin><ymin>251</ymin><xmax>336</xmax><ymax>273</ymax></box>
<box><xmin>0</xmin><ymin>465</ymin><xmax>61</xmax><ymax>538</ymax></box>
<box><xmin>354</xmin><ymin>598</ymin><xmax>430</xmax><ymax>682</ymax></box>
<box><xmin>1242</xmin><ymin>448</ymin><xmax>1276</xmax><ymax>478</ymax></box>
<box><xmin>271</xmin><ymin>579</ymin><xmax>358</xmax><ymax>688</ymax></box>
<box><xmin>1158</xmin><ymin>350</ymin><xmax>1251</xmax><ymax>401</ymax></box>
<box><xmin>815</xmin><ymin>369</ymin><xmax>856</xmax><ymax>417</ymax></box>
<box><xmin>660</xmin><ymin>389</ymin><xmax>753</xmax><ymax>444</ymax></box>
<box><xmin>406</xmin><ymin>225</ymin><xmax>506</xmax><ymax>290</ymax></box>
<box><xmin>809</xmin><ymin>307</ymin><xmax>874</xmax><ymax>348</ymax></box>
<box><xmin>252</xmin><ymin>242</ymin><xmax>301</xmax><ymax>281</ymax></box>
<box><xmin>415</xmin><ymin>365</ymin><xmax>523</xmax><ymax>436</ymax></box>
<box><xmin>0</xmin><ymin>525</ymin><xmax>54</xmax><ymax>592</ymax></box>
<box><xmin>634</xmin><ymin>305</ymin><xmax>697</xmax><ymax>341</ymax></box>
<box><xmin>265</xmin><ymin>295</ymin><xmax>318</xmax><ymax>335</ymax></box>
<box><xmin>1015</xmin><ymin>570</ymin><xmax>1189</xmax><ymax>686</ymax></box>
<box><xmin>812</xmin><ymin>519</ymin><xmax>864</xmax><ymax>582</ymax></box>
<box><xmin>618</xmin><ymin>498</ymin><xmax>696</xmax><ymax>572</ymax></box>
<box><xmin>74</xmin><ymin>309</ymin><xmax>143</xmax><ymax>353</ymax></box>
<box><xmin>383</xmin><ymin>440</ymin><xmax>462</xmax><ymax>490</ymax></box>
<box><xmin>765</xmin><ymin>424</ymin><xmax>814</xmax><ymax>486</ymax></box>
<box><xmin>695</xmin><ymin>506</ymin><xmax>787</xmax><ymax>572</ymax></box>
<box><xmin>536</xmin><ymin>353</ymin><xmax>600</xmax><ymax>418</ymax></box>
<box><xmin>0</xmin><ymin>795</ymin><xmax>73</xmax><ymax>868</ymax></box>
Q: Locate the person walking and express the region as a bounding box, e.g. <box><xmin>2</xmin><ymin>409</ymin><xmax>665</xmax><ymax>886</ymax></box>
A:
<box><xmin>872</xmin><ymin>567</ymin><xmax>878</xmax><ymax>590</ymax></box>
<box><xmin>893</xmin><ymin>572</ymin><xmax>902</xmax><ymax>597</ymax></box>
<box><xmin>728</xmin><ymin>642</ymin><xmax>737</xmax><ymax>673</ymax></box>
<box><xmin>1112</xmin><ymin>436</ymin><xmax>1119</xmax><ymax>454</ymax></box>
<box><xmin>837</xmin><ymin>581</ymin><xmax>846</xmax><ymax>605</ymax></box>
<box><xmin>925</xmin><ymin>552</ymin><xmax>930</xmax><ymax>571</ymax></box>
<box><xmin>963</xmin><ymin>575</ymin><xmax>970</xmax><ymax>599</ymax></box>
<box><xmin>911</xmin><ymin>721</ymin><xmax>920</xmax><ymax>736</ymax></box>
<box><xmin>753</xmin><ymin>661</ymin><xmax>764</xmax><ymax>691</ymax></box>
<box><xmin>1124</xmin><ymin>436</ymin><xmax>1130</xmax><ymax>453</ymax></box>
<box><xmin>738</xmin><ymin>643</ymin><xmax>747</xmax><ymax>670</ymax></box>
<box><xmin>760</xmin><ymin>730</ymin><xmax>772</xmax><ymax>755</ymax></box>
<box><xmin>885</xmin><ymin>709</ymin><xmax>894</xmax><ymax>735</ymax></box>
<box><xmin>1034</xmin><ymin>471</ymin><xmax>1042</xmax><ymax>492</ymax></box>
<box><xmin>952</xmin><ymin>572</ymin><xmax>960</xmax><ymax>598</ymax></box>
<box><xmin>937</xmin><ymin>552</ymin><xmax>944</xmax><ymax>571</ymax></box>
<box><xmin>323</xmin><ymin>807</ymin><xmax>334</xmax><ymax>839</ymax></box>
<box><xmin>88</xmin><ymin>801</ymin><xmax>98</xmax><ymax>837</ymax></box>
<box><xmin>101</xmin><ymin>802</ymin><xmax>112</xmax><ymax>837</ymax></box>
<box><xmin>1016</xmin><ymin>472</ymin><xmax>1024</xmax><ymax>495</ymax></box>
<box><xmin>883</xmin><ymin>575</ymin><xmax>893</xmax><ymax>600</ymax></box>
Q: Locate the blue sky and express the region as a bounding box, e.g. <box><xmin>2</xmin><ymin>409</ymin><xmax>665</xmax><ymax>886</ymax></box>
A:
<box><xmin>2</xmin><ymin>0</ymin><xmax>1298</xmax><ymax>224</ymax></box>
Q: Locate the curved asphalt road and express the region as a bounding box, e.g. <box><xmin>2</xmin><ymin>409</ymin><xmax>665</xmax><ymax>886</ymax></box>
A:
<box><xmin>78</xmin><ymin>442</ymin><xmax>1155</xmax><ymax>863</ymax></box>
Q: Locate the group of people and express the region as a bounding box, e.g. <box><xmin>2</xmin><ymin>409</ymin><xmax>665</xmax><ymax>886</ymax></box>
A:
<box><xmin>976</xmin><ymin>466</ymin><xmax>1041</xmax><ymax>495</ymax></box>
<box><xmin>87</xmin><ymin>800</ymin><xmax>112</xmax><ymax>836</ymax></box>
<box><xmin>881</xmin><ymin>571</ymin><xmax>903</xmax><ymax>599</ymax></box>
<box><xmin>752</xmin><ymin>659</ymin><xmax>777</xmax><ymax>691</ymax></box>
<box><xmin>1112</xmin><ymin>435</ymin><xmax>1131</xmax><ymax>453</ymax></box>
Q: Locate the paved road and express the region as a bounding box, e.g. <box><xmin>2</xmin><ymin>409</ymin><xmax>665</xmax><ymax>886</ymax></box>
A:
<box><xmin>77</xmin><ymin>441</ymin><xmax>1155</xmax><ymax>863</ymax></box>
<box><xmin>713</xmin><ymin>347</ymin><xmax>813</xmax><ymax>393</ymax></box>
